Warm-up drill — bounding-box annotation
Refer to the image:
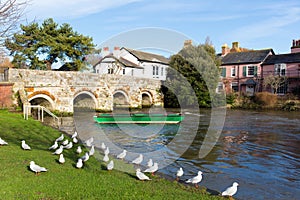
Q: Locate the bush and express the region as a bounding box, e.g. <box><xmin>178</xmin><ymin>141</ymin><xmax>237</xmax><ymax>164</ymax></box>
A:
<box><xmin>254</xmin><ymin>92</ymin><xmax>277</xmax><ymax>107</ymax></box>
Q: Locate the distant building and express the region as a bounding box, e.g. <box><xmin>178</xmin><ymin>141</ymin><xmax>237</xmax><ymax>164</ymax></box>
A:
<box><xmin>93</xmin><ymin>47</ymin><xmax>169</xmax><ymax>81</ymax></box>
<box><xmin>219</xmin><ymin>42</ymin><xmax>274</xmax><ymax>96</ymax></box>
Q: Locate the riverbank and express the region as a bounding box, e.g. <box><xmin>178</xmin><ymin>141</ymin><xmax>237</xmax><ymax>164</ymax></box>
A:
<box><xmin>0</xmin><ymin>109</ymin><xmax>225</xmax><ymax>200</ymax></box>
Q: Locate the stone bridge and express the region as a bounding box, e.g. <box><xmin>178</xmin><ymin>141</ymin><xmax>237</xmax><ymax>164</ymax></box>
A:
<box><xmin>7</xmin><ymin>69</ymin><xmax>163</xmax><ymax>113</ymax></box>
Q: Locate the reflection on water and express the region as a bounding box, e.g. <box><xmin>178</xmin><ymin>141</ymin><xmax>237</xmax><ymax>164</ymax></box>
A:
<box><xmin>55</xmin><ymin>109</ymin><xmax>300</xmax><ymax>200</ymax></box>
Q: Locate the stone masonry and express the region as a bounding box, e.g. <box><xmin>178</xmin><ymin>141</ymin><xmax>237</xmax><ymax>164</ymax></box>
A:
<box><xmin>7</xmin><ymin>69</ymin><xmax>163</xmax><ymax>113</ymax></box>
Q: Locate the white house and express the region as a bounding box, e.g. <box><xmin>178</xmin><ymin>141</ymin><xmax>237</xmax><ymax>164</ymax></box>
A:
<box><xmin>93</xmin><ymin>47</ymin><xmax>169</xmax><ymax>81</ymax></box>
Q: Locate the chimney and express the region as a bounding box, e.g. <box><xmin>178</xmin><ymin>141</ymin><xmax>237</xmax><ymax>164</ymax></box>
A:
<box><xmin>102</xmin><ymin>47</ymin><xmax>110</xmax><ymax>57</ymax></box>
<box><xmin>232</xmin><ymin>42</ymin><xmax>239</xmax><ymax>50</ymax></box>
<box><xmin>222</xmin><ymin>43</ymin><xmax>230</xmax><ymax>56</ymax></box>
<box><xmin>291</xmin><ymin>39</ymin><xmax>300</xmax><ymax>53</ymax></box>
<box><xmin>113</xmin><ymin>46</ymin><xmax>121</xmax><ymax>58</ymax></box>
<box><xmin>183</xmin><ymin>40</ymin><xmax>192</xmax><ymax>48</ymax></box>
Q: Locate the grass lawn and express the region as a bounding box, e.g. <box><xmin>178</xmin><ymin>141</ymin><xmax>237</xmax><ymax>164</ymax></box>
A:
<box><xmin>0</xmin><ymin>109</ymin><xmax>225</xmax><ymax>200</ymax></box>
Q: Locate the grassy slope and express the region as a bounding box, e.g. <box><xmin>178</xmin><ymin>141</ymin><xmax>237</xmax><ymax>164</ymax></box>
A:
<box><xmin>0</xmin><ymin>110</ymin><xmax>224</xmax><ymax>200</ymax></box>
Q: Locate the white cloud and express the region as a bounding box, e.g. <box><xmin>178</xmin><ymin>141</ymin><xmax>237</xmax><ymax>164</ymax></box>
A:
<box><xmin>25</xmin><ymin>0</ymin><xmax>140</xmax><ymax>20</ymax></box>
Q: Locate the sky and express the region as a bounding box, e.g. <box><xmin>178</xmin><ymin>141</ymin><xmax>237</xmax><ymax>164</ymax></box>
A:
<box><xmin>22</xmin><ymin>0</ymin><xmax>300</xmax><ymax>56</ymax></box>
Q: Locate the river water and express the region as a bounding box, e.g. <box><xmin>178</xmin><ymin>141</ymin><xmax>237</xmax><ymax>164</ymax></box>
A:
<box><xmin>66</xmin><ymin>109</ymin><xmax>299</xmax><ymax>199</ymax></box>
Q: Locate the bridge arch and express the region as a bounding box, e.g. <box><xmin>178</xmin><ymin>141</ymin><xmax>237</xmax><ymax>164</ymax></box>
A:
<box><xmin>28</xmin><ymin>94</ymin><xmax>55</xmax><ymax>110</ymax></box>
<box><xmin>113</xmin><ymin>90</ymin><xmax>129</xmax><ymax>107</ymax></box>
<box><xmin>141</xmin><ymin>91</ymin><xmax>153</xmax><ymax>107</ymax></box>
<box><xmin>74</xmin><ymin>91</ymin><xmax>98</xmax><ymax>110</ymax></box>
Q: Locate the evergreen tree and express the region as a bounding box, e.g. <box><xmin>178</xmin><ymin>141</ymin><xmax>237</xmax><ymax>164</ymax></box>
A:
<box><xmin>5</xmin><ymin>18</ymin><xmax>95</xmax><ymax>70</ymax></box>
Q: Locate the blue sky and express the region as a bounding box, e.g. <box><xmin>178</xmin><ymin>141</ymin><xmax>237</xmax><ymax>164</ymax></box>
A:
<box><xmin>23</xmin><ymin>0</ymin><xmax>300</xmax><ymax>55</ymax></box>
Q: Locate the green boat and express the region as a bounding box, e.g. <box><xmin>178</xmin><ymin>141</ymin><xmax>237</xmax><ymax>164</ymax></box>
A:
<box><xmin>93</xmin><ymin>113</ymin><xmax>184</xmax><ymax>124</ymax></box>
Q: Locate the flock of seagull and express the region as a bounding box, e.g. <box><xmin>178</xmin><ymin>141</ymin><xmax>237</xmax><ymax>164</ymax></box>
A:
<box><xmin>0</xmin><ymin>133</ymin><xmax>239</xmax><ymax>198</ymax></box>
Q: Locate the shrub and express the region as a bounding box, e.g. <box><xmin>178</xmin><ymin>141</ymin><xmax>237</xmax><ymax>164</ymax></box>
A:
<box><xmin>254</xmin><ymin>92</ymin><xmax>277</xmax><ymax>107</ymax></box>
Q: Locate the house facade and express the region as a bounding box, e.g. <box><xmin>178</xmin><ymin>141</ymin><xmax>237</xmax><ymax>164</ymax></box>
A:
<box><xmin>219</xmin><ymin>42</ymin><xmax>274</xmax><ymax>96</ymax></box>
<box><xmin>94</xmin><ymin>47</ymin><xmax>169</xmax><ymax>81</ymax></box>
<box><xmin>261</xmin><ymin>40</ymin><xmax>300</xmax><ymax>95</ymax></box>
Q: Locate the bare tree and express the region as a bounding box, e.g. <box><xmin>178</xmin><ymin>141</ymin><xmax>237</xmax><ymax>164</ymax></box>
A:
<box><xmin>0</xmin><ymin>0</ymin><xmax>28</xmax><ymax>61</ymax></box>
<box><xmin>263</xmin><ymin>74</ymin><xmax>287</xmax><ymax>94</ymax></box>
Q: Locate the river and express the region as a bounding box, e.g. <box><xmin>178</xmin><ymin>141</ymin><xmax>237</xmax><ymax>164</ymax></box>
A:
<box><xmin>57</xmin><ymin>109</ymin><xmax>300</xmax><ymax>200</ymax></box>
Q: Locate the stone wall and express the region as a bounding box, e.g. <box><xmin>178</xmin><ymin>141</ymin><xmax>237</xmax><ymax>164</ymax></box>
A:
<box><xmin>7</xmin><ymin>69</ymin><xmax>163</xmax><ymax>113</ymax></box>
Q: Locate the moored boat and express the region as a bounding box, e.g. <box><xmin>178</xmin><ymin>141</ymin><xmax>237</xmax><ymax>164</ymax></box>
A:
<box><xmin>93</xmin><ymin>113</ymin><xmax>184</xmax><ymax>124</ymax></box>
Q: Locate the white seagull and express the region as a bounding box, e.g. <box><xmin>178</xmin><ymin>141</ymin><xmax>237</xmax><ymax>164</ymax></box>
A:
<box><xmin>104</xmin><ymin>147</ymin><xmax>109</xmax><ymax>155</ymax></box>
<box><xmin>136</xmin><ymin>168</ymin><xmax>151</xmax><ymax>181</ymax></box>
<box><xmin>147</xmin><ymin>158</ymin><xmax>153</xmax><ymax>167</ymax></box>
<box><xmin>29</xmin><ymin>161</ymin><xmax>47</xmax><ymax>175</ymax></box>
<box><xmin>117</xmin><ymin>150</ymin><xmax>127</xmax><ymax>160</ymax></box>
<box><xmin>176</xmin><ymin>167</ymin><xmax>184</xmax><ymax>181</ymax></box>
<box><xmin>21</xmin><ymin>140</ymin><xmax>31</xmax><ymax>150</ymax></box>
<box><xmin>55</xmin><ymin>134</ymin><xmax>64</xmax><ymax>142</ymax></box>
<box><xmin>222</xmin><ymin>182</ymin><xmax>239</xmax><ymax>197</ymax></box>
<box><xmin>107</xmin><ymin>160</ymin><xmax>114</xmax><ymax>171</ymax></box>
<box><xmin>64</xmin><ymin>141</ymin><xmax>73</xmax><ymax>149</ymax></box>
<box><xmin>132</xmin><ymin>154</ymin><xmax>143</xmax><ymax>165</ymax></box>
<box><xmin>144</xmin><ymin>162</ymin><xmax>158</xmax><ymax>176</ymax></box>
<box><xmin>186</xmin><ymin>171</ymin><xmax>203</xmax><ymax>188</ymax></box>
<box><xmin>89</xmin><ymin>145</ymin><xmax>95</xmax><ymax>156</ymax></box>
<box><xmin>71</xmin><ymin>131</ymin><xmax>78</xmax><ymax>139</ymax></box>
<box><xmin>49</xmin><ymin>141</ymin><xmax>58</xmax><ymax>150</ymax></box>
<box><xmin>76</xmin><ymin>158</ymin><xmax>83</xmax><ymax>168</ymax></box>
<box><xmin>52</xmin><ymin>145</ymin><xmax>63</xmax><ymax>155</ymax></box>
<box><xmin>58</xmin><ymin>154</ymin><xmax>65</xmax><ymax>164</ymax></box>
<box><xmin>0</xmin><ymin>137</ymin><xmax>8</xmax><ymax>145</ymax></box>
<box><xmin>72</xmin><ymin>137</ymin><xmax>78</xmax><ymax>143</ymax></box>
<box><xmin>85</xmin><ymin>137</ymin><xmax>94</xmax><ymax>147</ymax></box>
<box><xmin>103</xmin><ymin>153</ymin><xmax>109</xmax><ymax>162</ymax></box>
<box><xmin>101</xmin><ymin>142</ymin><xmax>106</xmax><ymax>150</ymax></box>
<box><xmin>76</xmin><ymin>146</ymin><xmax>82</xmax><ymax>154</ymax></box>
<box><xmin>62</xmin><ymin>139</ymin><xmax>69</xmax><ymax>146</ymax></box>
<box><xmin>81</xmin><ymin>152</ymin><xmax>90</xmax><ymax>162</ymax></box>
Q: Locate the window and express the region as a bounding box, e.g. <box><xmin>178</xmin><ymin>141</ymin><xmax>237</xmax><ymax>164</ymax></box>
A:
<box><xmin>156</xmin><ymin>66</ymin><xmax>159</xmax><ymax>75</ymax></box>
<box><xmin>274</xmin><ymin>63</ymin><xmax>286</xmax><ymax>76</ymax></box>
<box><xmin>243</xmin><ymin>65</ymin><xmax>257</xmax><ymax>77</ymax></box>
<box><xmin>231</xmin><ymin>68</ymin><xmax>236</xmax><ymax>77</ymax></box>
<box><xmin>123</xmin><ymin>68</ymin><xmax>125</xmax><ymax>75</ymax></box>
<box><xmin>216</xmin><ymin>82</ymin><xmax>224</xmax><ymax>93</ymax></box>
<box><xmin>108</xmin><ymin>68</ymin><xmax>114</xmax><ymax>74</ymax></box>
<box><xmin>153</xmin><ymin>66</ymin><xmax>155</xmax><ymax>75</ymax></box>
<box><xmin>231</xmin><ymin>82</ymin><xmax>238</xmax><ymax>92</ymax></box>
<box><xmin>131</xmin><ymin>69</ymin><xmax>134</xmax><ymax>76</ymax></box>
<box><xmin>161</xmin><ymin>67</ymin><xmax>164</xmax><ymax>76</ymax></box>
<box><xmin>221</xmin><ymin>68</ymin><xmax>226</xmax><ymax>77</ymax></box>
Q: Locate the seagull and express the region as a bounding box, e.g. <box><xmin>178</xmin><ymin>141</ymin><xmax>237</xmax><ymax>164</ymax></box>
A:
<box><xmin>64</xmin><ymin>141</ymin><xmax>73</xmax><ymax>149</ymax></box>
<box><xmin>186</xmin><ymin>171</ymin><xmax>203</xmax><ymax>188</ymax></box>
<box><xmin>222</xmin><ymin>182</ymin><xmax>239</xmax><ymax>197</ymax></box>
<box><xmin>147</xmin><ymin>159</ymin><xmax>153</xmax><ymax>167</ymax></box>
<box><xmin>117</xmin><ymin>150</ymin><xmax>127</xmax><ymax>160</ymax></box>
<box><xmin>76</xmin><ymin>158</ymin><xmax>83</xmax><ymax>168</ymax></box>
<box><xmin>55</xmin><ymin>134</ymin><xmax>64</xmax><ymax>142</ymax></box>
<box><xmin>107</xmin><ymin>160</ymin><xmax>114</xmax><ymax>171</ymax></box>
<box><xmin>132</xmin><ymin>154</ymin><xmax>143</xmax><ymax>165</ymax></box>
<box><xmin>21</xmin><ymin>140</ymin><xmax>31</xmax><ymax>150</ymax></box>
<box><xmin>101</xmin><ymin>142</ymin><xmax>106</xmax><ymax>150</ymax></box>
<box><xmin>62</xmin><ymin>139</ymin><xmax>69</xmax><ymax>146</ymax></box>
<box><xmin>0</xmin><ymin>137</ymin><xmax>8</xmax><ymax>145</ymax></box>
<box><xmin>49</xmin><ymin>141</ymin><xmax>58</xmax><ymax>150</ymax></box>
<box><xmin>58</xmin><ymin>154</ymin><xmax>65</xmax><ymax>164</ymax></box>
<box><xmin>176</xmin><ymin>167</ymin><xmax>184</xmax><ymax>181</ymax></box>
<box><xmin>52</xmin><ymin>145</ymin><xmax>63</xmax><ymax>155</ymax></box>
<box><xmin>89</xmin><ymin>145</ymin><xmax>95</xmax><ymax>156</ymax></box>
<box><xmin>136</xmin><ymin>168</ymin><xmax>151</xmax><ymax>181</ymax></box>
<box><xmin>104</xmin><ymin>147</ymin><xmax>109</xmax><ymax>155</ymax></box>
<box><xmin>85</xmin><ymin>137</ymin><xmax>94</xmax><ymax>147</ymax></box>
<box><xmin>76</xmin><ymin>146</ymin><xmax>82</xmax><ymax>154</ymax></box>
<box><xmin>71</xmin><ymin>131</ymin><xmax>78</xmax><ymax>139</ymax></box>
<box><xmin>103</xmin><ymin>153</ymin><xmax>109</xmax><ymax>162</ymax></box>
<box><xmin>29</xmin><ymin>161</ymin><xmax>47</xmax><ymax>175</ymax></box>
<box><xmin>73</xmin><ymin>137</ymin><xmax>78</xmax><ymax>143</ymax></box>
<box><xmin>144</xmin><ymin>162</ymin><xmax>158</xmax><ymax>176</ymax></box>
<box><xmin>81</xmin><ymin>152</ymin><xmax>90</xmax><ymax>162</ymax></box>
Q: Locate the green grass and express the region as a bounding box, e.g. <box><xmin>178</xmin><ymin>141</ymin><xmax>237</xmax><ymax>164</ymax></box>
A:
<box><xmin>0</xmin><ymin>109</ymin><xmax>224</xmax><ymax>200</ymax></box>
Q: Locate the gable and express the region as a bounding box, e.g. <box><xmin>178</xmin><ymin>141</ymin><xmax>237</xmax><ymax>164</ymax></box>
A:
<box><xmin>262</xmin><ymin>52</ymin><xmax>300</xmax><ymax>65</ymax></box>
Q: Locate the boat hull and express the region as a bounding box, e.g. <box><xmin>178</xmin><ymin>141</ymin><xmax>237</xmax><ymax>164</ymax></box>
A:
<box><xmin>93</xmin><ymin>113</ymin><xmax>184</xmax><ymax>124</ymax></box>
